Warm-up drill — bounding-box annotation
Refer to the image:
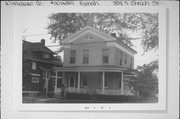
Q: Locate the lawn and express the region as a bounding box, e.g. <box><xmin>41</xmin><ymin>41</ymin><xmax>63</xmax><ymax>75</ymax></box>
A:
<box><xmin>23</xmin><ymin>95</ymin><xmax>158</xmax><ymax>103</ymax></box>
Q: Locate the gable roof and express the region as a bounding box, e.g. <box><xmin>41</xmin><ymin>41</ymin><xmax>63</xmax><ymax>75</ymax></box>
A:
<box><xmin>23</xmin><ymin>40</ymin><xmax>54</xmax><ymax>54</ymax></box>
<box><xmin>61</xmin><ymin>26</ymin><xmax>137</xmax><ymax>54</ymax></box>
<box><xmin>23</xmin><ymin>40</ymin><xmax>62</xmax><ymax>65</ymax></box>
<box><xmin>61</xmin><ymin>26</ymin><xmax>116</xmax><ymax>44</ymax></box>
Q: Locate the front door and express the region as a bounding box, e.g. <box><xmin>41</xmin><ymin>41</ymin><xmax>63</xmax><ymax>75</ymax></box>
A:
<box><xmin>68</xmin><ymin>76</ymin><xmax>76</xmax><ymax>88</ymax></box>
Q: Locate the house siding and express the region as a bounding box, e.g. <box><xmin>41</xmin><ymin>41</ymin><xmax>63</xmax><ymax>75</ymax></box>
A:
<box><xmin>54</xmin><ymin>27</ymin><xmax>137</xmax><ymax>96</ymax></box>
<box><xmin>114</xmin><ymin>47</ymin><xmax>134</xmax><ymax>68</ymax></box>
<box><xmin>63</xmin><ymin>42</ymin><xmax>115</xmax><ymax>66</ymax></box>
<box><xmin>23</xmin><ymin>40</ymin><xmax>62</xmax><ymax>96</ymax></box>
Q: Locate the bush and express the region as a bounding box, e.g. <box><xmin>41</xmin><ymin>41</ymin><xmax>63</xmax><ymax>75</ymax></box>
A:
<box><xmin>66</xmin><ymin>92</ymin><xmax>139</xmax><ymax>102</ymax></box>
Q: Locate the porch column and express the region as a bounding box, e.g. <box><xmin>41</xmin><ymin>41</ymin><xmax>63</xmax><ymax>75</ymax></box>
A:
<box><xmin>121</xmin><ymin>72</ymin><xmax>124</xmax><ymax>95</ymax></box>
<box><xmin>45</xmin><ymin>72</ymin><xmax>49</xmax><ymax>97</ymax></box>
<box><xmin>54</xmin><ymin>71</ymin><xmax>58</xmax><ymax>94</ymax></box>
<box><xmin>102</xmin><ymin>71</ymin><xmax>105</xmax><ymax>94</ymax></box>
<box><xmin>77</xmin><ymin>71</ymin><xmax>80</xmax><ymax>91</ymax></box>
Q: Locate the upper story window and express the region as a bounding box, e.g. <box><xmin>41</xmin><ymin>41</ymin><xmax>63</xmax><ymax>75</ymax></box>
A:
<box><xmin>125</xmin><ymin>54</ymin><xmax>127</xmax><ymax>64</ymax></box>
<box><xmin>70</xmin><ymin>50</ymin><xmax>76</xmax><ymax>64</ymax></box>
<box><xmin>32</xmin><ymin>62</ymin><xmax>36</xmax><ymax>70</ymax></box>
<box><xmin>120</xmin><ymin>51</ymin><xmax>123</xmax><ymax>66</ymax></box>
<box><xmin>83</xmin><ymin>49</ymin><xmax>89</xmax><ymax>64</ymax></box>
<box><xmin>130</xmin><ymin>57</ymin><xmax>133</xmax><ymax>68</ymax></box>
<box><xmin>43</xmin><ymin>53</ymin><xmax>51</xmax><ymax>59</ymax></box>
<box><xmin>102</xmin><ymin>49</ymin><xmax>109</xmax><ymax>64</ymax></box>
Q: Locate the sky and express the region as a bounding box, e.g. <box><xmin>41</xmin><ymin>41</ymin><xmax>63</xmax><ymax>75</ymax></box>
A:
<box><xmin>19</xmin><ymin>7</ymin><xmax>158</xmax><ymax>68</ymax></box>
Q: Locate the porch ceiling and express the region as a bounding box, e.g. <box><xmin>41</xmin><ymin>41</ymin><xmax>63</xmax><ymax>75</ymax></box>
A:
<box><xmin>53</xmin><ymin>66</ymin><xmax>127</xmax><ymax>72</ymax></box>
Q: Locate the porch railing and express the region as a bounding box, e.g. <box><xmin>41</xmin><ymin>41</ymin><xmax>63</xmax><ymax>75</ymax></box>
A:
<box><xmin>66</xmin><ymin>88</ymin><xmax>133</xmax><ymax>96</ymax></box>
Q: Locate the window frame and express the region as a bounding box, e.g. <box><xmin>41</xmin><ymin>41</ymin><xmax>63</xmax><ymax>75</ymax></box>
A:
<box><xmin>82</xmin><ymin>78</ymin><xmax>88</xmax><ymax>87</ymax></box>
<box><xmin>83</xmin><ymin>49</ymin><xmax>89</xmax><ymax>64</ymax></box>
<box><xmin>102</xmin><ymin>49</ymin><xmax>109</xmax><ymax>64</ymax></box>
<box><xmin>125</xmin><ymin>54</ymin><xmax>127</xmax><ymax>65</ymax></box>
<box><xmin>130</xmin><ymin>56</ymin><xmax>133</xmax><ymax>68</ymax></box>
<box><xmin>120</xmin><ymin>51</ymin><xmax>123</xmax><ymax>66</ymax></box>
<box><xmin>32</xmin><ymin>62</ymin><xmax>36</xmax><ymax>70</ymax></box>
<box><xmin>32</xmin><ymin>77</ymin><xmax>39</xmax><ymax>83</ymax></box>
<box><xmin>70</xmin><ymin>50</ymin><xmax>76</xmax><ymax>64</ymax></box>
<box><xmin>105</xmin><ymin>78</ymin><xmax>108</xmax><ymax>88</ymax></box>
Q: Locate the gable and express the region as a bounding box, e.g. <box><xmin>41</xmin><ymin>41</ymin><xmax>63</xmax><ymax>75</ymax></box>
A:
<box><xmin>72</xmin><ymin>32</ymin><xmax>108</xmax><ymax>44</ymax></box>
<box><xmin>61</xmin><ymin>26</ymin><xmax>137</xmax><ymax>55</ymax></box>
<box><xmin>61</xmin><ymin>26</ymin><xmax>116</xmax><ymax>44</ymax></box>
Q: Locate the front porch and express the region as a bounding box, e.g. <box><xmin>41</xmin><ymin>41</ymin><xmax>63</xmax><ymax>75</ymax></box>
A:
<box><xmin>52</xmin><ymin>66</ymin><xmax>135</xmax><ymax>96</ymax></box>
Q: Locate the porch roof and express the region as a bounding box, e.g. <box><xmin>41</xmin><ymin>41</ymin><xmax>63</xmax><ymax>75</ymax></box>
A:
<box><xmin>53</xmin><ymin>66</ymin><xmax>127</xmax><ymax>72</ymax></box>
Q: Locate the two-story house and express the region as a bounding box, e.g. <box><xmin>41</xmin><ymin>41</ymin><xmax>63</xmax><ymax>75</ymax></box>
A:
<box><xmin>23</xmin><ymin>39</ymin><xmax>62</xmax><ymax>96</ymax></box>
<box><xmin>53</xmin><ymin>26</ymin><xmax>137</xmax><ymax>96</ymax></box>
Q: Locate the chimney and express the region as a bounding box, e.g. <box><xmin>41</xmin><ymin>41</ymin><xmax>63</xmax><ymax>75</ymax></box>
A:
<box><xmin>111</xmin><ymin>33</ymin><xmax>116</xmax><ymax>38</ymax></box>
<box><xmin>41</xmin><ymin>39</ymin><xmax>45</xmax><ymax>46</ymax></box>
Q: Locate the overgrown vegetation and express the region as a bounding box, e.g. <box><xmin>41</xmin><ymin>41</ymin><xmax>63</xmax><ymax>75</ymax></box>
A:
<box><xmin>47</xmin><ymin>13</ymin><xmax>158</xmax><ymax>53</ymax></box>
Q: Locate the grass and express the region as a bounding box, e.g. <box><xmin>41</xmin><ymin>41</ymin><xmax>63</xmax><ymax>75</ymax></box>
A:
<box><xmin>23</xmin><ymin>93</ymin><xmax>158</xmax><ymax>103</ymax></box>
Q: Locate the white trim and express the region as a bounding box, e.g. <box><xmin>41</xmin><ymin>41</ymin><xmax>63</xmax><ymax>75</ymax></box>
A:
<box><xmin>23</xmin><ymin>91</ymin><xmax>39</xmax><ymax>94</ymax></box>
<box><xmin>63</xmin><ymin>44</ymin><xmax>71</xmax><ymax>48</ymax></box>
<box><xmin>121</xmin><ymin>72</ymin><xmax>124</xmax><ymax>95</ymax></box>
<box><xmin>106</xmin><ymin>42</ymin><xmax>135</xmax><ymax>56</ymax></box>
<box><xmin>32</xmin><ymin>62</ymin><xmax>36</xmax><ymax>70</ymax></box>
<box><xmin>31</xmin><ymin>77</ymin><xmax>39</xmax><ymax>83</ymax></box>
<box><xmin>30</xmin><ymin>73</ymin><xmax>40</xmax><ymax>77</ymax></box>
<box><xmin>54</xmin><ymin>71</ymin><xmax>58</xmax><ymax>93</ymax></box>
<box><xmin>102</xmin><ymin>71</ymin><xmax>105</xmax><ymax>93</ymax></box>
<box><xmin>62</xmin><ymin>26</ymin><xmax>116</xmax><ymax>44</ymax></box>
<box><xmin>77</xmin><ymin>71</ymin><xmax>80</xmax><ymax>90</ymax></box>
<box><xmin>55</xmin><ymin>69</ymin><xmax>125</xmax><ymax>72</ymax></box>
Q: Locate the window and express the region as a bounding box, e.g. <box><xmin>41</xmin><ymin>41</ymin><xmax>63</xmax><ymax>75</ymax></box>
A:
<box><xmin>130</xmin><ymin>57</ymin><xmax>133</xmax><ymax>68</ymax></box>
<box><xmin>120</xmin><ymin>51</ymin><xmax>123</xmax><ymax>66</ymax></box>
<box><xmin>83</xmin><ymin>49</ymin><xmax>89</xmax><ymax>64</ymax></box>
<box><xmin>102</xmin><ymin>49</ymin><xmax>109</xmax><ymax>64</ymax></box>
<box><xmin>82</xmin><ymin>79</ymin><xmax>87</xmax><ymax>87</ymax></box>
<box><xmin>43</xmin><ymin>71</ymin><xmax>50</xmax><ymax>79</ymax></box>
<box><xmin>70</xmin><ymin>50</ymin><xmax>76</xmax><ymax>64</ymax></box>
<box><xmin>69</xmin><ymin>76</ymin><xmax>75</xmax><ymax>87</ymax></box>
<box><xmin>125</xmin><ymin>54</ymin><xmax>127</xmax><ymax>64</ymax></box>
<box><xmin>105</xmin><ymin>78</ymin><xmax>108</xmax><ymax>87</ymax></box>
<box><xmin>32</xmin><ymin>62</ymin><xmax>36</xmax><ymax>70</ymax></box>
<box><xmin>119</xmin><ymin>80</ymin><xmax>121</xmax><ymax>88</ymax></box>
<box><xmin>57</xmin><ymin>78</ymin><xmax>62</xmax><ymax>88</ymax></box>
<box><xmin>32</xmin><ymin>77</ymin><xmax>39</xmax><ymax>83</ymax></box>
<box><xmin>51</xmin><ymin>78</ymin><xmax>55</xmax><ymax>87</ymax></box>
<box><xmin>43</xmin><ymin>53</ymin><xmax>50</xmax><ymax>59</ymax></box>
<box><xmin>43</xmin><ymin>71</ymin><xmax>46</xmax><ymax>79</ymax></box>
<box><xmin>88</xmin><ymin>36</ymin><xmax>93</xmax><ymax>40</ymax></box>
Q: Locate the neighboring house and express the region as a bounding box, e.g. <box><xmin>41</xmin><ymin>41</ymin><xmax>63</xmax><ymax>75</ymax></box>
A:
<box><xmin>23</xmin><ymin>39</ymin><xmax>62</xmax><ymax>96</ymax></box>
<box><xmin>53</xmin><ymin>26</ymin><xmax>137</xmax><ymax>96</ymax></box>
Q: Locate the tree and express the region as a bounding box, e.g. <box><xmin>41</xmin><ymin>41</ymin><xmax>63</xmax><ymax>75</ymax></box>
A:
<box><xmin>129</xmin><ymin>60</ymin><xmax>158</xmax><ymax>99</ymax></box>
<box><xmin>47</xmin><ymin>13</ymin><xmax>158</xmax><ymax>52</ymax></box>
